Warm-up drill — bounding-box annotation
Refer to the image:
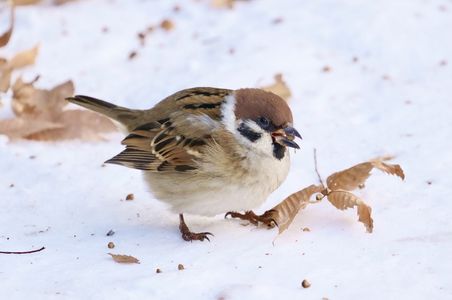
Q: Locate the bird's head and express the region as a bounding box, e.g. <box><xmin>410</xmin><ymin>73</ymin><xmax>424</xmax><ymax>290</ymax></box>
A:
<box><xmin>225</xmin><ymin>88</ymin><xmax>301</xmax><ymax>160</ymax></box>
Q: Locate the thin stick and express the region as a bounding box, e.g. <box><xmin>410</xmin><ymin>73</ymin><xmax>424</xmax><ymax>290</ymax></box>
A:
<box><xmin>313</xmin><ymin>148</ymin><xmax>325</xmax><ymax>187</ymax></box>
<box><xmin>0</xmin><ymin>246</ymin><xmax>45</xmax><ymax>255</ymax></box>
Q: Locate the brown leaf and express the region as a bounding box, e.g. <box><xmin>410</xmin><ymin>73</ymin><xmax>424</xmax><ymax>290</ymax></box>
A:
<box><xmin>327</xmin><ymin>157</ymin><xmax>405</xmax><ymax>191</ymax></box>
<box><xmin>53</xmin><ymin>0</ymin><xmax>79</xmax><ymax>5</ymax></box>
<box><xmin>108</xmin><ymin>253</ymin><xmax>140</xmax><ymax>264</ymax></box>
<box><xmin>327</xmin><ymin>190</ymin><xmax>373</xmax><ymax>233</ymax></box>
<box><xmin>268</xmin><ymin>184</ymin><xmax>323</xmax><ymax>234</ymax></box>
<box><xmin>12</xmin><ymin>0</ymin><xmax>42</xmax><ymax>5</ymax></box>
<box><xmin>0</xmin><ymin>118</ymin><xmax>63</xmax><ymax>139</ymax></box>
<box><xmin>2</xmin><ymin>77</ymin><xmax>117</xmax><ymax>141</ymax></box>
<box><xmin>9</xmin><ymin>45</ymin><xmax>39</xmax><ymax>69</ymax></box>
<box><xmin>261</xmin><ymin>73</ymin><xmax>292</xmax><ymax>102</ymax></box>
<box><xmin>370</xmin><ymin>157</ymin><xmax>405</xmax><ymax>180</ymax></box>
<box><xmin>0</xmin><ymin>6</ymin><xmax>14</xmax><ymax>48</ymax></box>
<box><xmin>26</xmin><ymin>110</ymin><xmax>117</xmax><ymax>141</ymax></box>
<box><xmin>12</xmin><ymin>78</ymin><xmax>73</xmax><ymax>120</ymax></box>
<box><xmin>0</xmin><ymin>45</ymin><xmax>39</xmax><ymax>93</ymax></box>
<box><xmin>211</xmin><ymin>0</ymin><xmax>235</xmax><ymax>9</ymax></box>
<box><xmin>0</xmin><ymin>67</ymin><xmax>12</xmax><ymax>93</ymax></box>
<box><xmin>326</xmin><ymin>162</ymin><xmax>373</xmax><ymax>191</ymax></box>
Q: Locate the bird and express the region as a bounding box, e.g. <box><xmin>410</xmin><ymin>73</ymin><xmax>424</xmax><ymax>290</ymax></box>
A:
<box><xmin>66</xmin><ymin>87</ymin><xmax>301</xmax><ymax>242</ymax></box>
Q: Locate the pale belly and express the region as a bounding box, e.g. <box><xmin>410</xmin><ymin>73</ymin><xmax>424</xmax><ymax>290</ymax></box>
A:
<box><xmin>142</xmin><ymin>153</ymin><xmax>290</xmax><ymax>216</ymax></box>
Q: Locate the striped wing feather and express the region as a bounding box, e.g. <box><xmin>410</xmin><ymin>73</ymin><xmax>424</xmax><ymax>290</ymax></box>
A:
<box><xmin>104</xmin><ymin>87</ymin><xmax>230</xmax><ymax>172</ymax></box>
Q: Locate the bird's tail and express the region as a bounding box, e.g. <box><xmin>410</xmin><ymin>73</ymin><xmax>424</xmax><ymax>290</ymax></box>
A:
<box><xmin>66</xmin><ymin>95</ymin><xmax>144</xmax><ymax>130</ymax></box>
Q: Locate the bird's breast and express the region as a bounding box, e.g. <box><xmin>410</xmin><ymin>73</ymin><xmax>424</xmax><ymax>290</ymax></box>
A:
<box><xmin>142</xmin><ymin>149</ymin><xmax>290</xmax><ymax>216</ymax></box>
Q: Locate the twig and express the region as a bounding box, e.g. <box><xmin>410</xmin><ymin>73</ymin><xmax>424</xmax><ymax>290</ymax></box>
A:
<box><xmin>313</xmin><ymin>148</ymin><xmax>325</xmax><ymax>187</ymax></box>
<box><xmin>0</xmin><ymin>246</ymin><xmax>45</xmax><ymax>254</ymax></box>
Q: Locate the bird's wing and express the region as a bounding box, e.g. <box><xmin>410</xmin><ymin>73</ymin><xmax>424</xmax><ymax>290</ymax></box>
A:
<box><xmin>105</xmin><ymin>88</ymin><xmax>232</xmax><ymax>172</ymax></box>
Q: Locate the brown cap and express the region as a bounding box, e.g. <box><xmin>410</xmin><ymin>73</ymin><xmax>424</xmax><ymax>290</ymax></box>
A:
<box><xmin>234</xmin><ymin>88</ymin><xmax>293</xmax><ymax>127</ymax></box>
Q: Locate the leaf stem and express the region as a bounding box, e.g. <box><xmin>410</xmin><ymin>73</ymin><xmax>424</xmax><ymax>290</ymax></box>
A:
<box><xmin>313</xmin><ymin>148</ymin><xmax>325</xmax><ymax>187</ymax></box>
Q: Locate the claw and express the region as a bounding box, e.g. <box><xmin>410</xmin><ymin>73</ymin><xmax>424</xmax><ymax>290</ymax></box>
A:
<box><xmin>225</xmin><ymin>210</ymin><xmax>277</xmax><ymax>228</ymax></box>
<box><xmin>179</xmin><ymin>213</ymin><xmax>214</xmax><ymax>242</ymax></box>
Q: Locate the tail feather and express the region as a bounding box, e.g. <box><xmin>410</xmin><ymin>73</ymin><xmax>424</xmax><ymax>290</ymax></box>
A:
<box><xmin>66</xmin><ymin>95</ymin><xmax>143</xmax><ymax>130</ymax></box>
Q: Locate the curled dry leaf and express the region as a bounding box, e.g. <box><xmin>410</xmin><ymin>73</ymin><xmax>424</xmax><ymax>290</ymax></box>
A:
<box><xmin>267</xmin><ymin>155</ymin><xmax>404</xmax><ymax>235</ymax></box>
<box><xmin>27</xmin><ymin>110</ymin><xmax>117</xmax><ymax>141</ymax></box>
<box><xmin>370</xmin><ymin>157</ymin><xmax>405</xmax><ymax>179</ymax></box>
<box><xmin>53</xmin><ymin>0</ymin><xmax>79</xmax><ymax>5</ymax></box>
<box><xmin>108</xmin><ymin>253</ymin><xmax>140</xmax><ymax>264</ymax></box>
<box><xmin>0</xmin><ymin>68</ymin><xmax>12</xmax><ymax>93</ymax></box>
<box><xmin>0</xmin><ymin>77</ymin><xmax>117</xmax><ymax>141</ymax></box>
<box><xmin>261</xmin><ymin>73</ymin><xmax>292</xmax><ymax>102</ymax></box>
<box><xmin>1</xmin><ymin>45</ymin><xmax>39</xmax><ymax>93</ymax></box>
<box><xmin>0</xmin><ymin>118</ymin><xmax>63</xmax><ymax>139</ymax></box>
<box><xmin>327</xmin><ymin>158</ymin><xmax>405</xmax><ymax>191</ymax></box>
<box><xmin>0</xmin><ymin>5</ymin><xmax>14</xmax><ymax>48</ymax></box>
<box><xmin>12</xmin><ymin>78</ymin><xmax>73</xmax><ymax>120</ymax></box>
<box><xmin>9</xmin><ymin>45</ymin><xmax>39</xmax><ymax>69</ymax></box>
<box><xmin>327</xmin><ymin>190</ymin><xmax>373</xmax><ymax>233</ymax></box>
<box><xmin>326</xmin><ymin>162</ymin><xmax>373</xmax><ymax>191</ymax></box>
<box><xmin>12</xmin><ymin>0</ymin><xmax>42</xmax><ymax>5</ymax></box>
<box><xmin>211</xmin><ymin>0</ymin><xmax>235</xmax><ymax>9</ymax></box>
<box><xmin>267</xmin><ymin>184</ymin><xmax>323</xmax><ymax>234</ymax></box>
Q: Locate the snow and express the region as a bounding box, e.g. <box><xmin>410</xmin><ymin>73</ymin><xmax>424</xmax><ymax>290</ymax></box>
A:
<box><xmin>1</xmin><ymin>0</ymin><xmax>452</xmax><ymax>299</ymax></box>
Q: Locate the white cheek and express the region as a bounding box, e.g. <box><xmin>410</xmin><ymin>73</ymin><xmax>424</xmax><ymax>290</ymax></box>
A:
<box><xmin>221</xmin><ymin>94</ymin><xmax>279</xmax><ymax>157</ymax></box>
<box><xmin>241</xmin><ymin>120</ymin><xmax>274</xmax><ymax>155</ymax></box>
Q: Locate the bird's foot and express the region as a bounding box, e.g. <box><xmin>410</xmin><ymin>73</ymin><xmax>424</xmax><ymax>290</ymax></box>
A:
<box><xmin>225</xmin><ymin>210</ymin><xmax>277</xmax><ymax>228</ymax></box>
<box><xmin>179</xmin><ymin>214</ymin><xmax>213</xmax><ymax>242</ymax></box>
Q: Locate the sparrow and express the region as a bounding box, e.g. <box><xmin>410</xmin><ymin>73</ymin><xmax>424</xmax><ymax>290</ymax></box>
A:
<box><xmin>66</xmin><ymin>87</ymin><xmax>301</xmax><ymax>242</ymax></box>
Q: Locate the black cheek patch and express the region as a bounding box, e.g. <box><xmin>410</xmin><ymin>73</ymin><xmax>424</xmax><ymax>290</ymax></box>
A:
<box><xmin>237</xmin><ymin>123</ymin><xmax>262</xmax><ymax>142</ymax></box>
<box><xmin>273</xmin><ymin>143</ymin><xmax>286</xmax><ymax>160</ymax></box>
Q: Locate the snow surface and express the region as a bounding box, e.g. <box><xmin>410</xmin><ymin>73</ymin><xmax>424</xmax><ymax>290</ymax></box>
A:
<box><xmin>1</xmin><ymin>0</ymin><xmax>452</xmax><ymax>299</ymax></box>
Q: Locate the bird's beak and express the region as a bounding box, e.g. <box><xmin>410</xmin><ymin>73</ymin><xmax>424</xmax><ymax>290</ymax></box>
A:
<box><xmin>272</xmin><ymin>126</ymin><xmax>302</xmax><ymax>149</ymax></box>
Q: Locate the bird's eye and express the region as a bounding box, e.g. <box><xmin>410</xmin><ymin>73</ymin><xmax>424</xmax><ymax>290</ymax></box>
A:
<box><xmin>257</xmin><ymin>117</ymin><xmax>270</xmax><ymax>129</ymax></box>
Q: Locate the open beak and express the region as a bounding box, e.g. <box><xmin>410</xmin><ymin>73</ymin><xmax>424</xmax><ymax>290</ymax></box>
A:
<box><xmin>272</xmin><ymin>126</ymin><xmax>302</xmax><ymax>149</ymax></box>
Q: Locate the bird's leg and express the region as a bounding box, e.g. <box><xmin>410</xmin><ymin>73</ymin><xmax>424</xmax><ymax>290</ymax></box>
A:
<box><xmin>178</xmin><ymin>214</ymin><xmax>213</xmax><ymax>242</ymax></box>
<box><xmin>225</xmin><ymin>210</ymin><xmax>277</xmax><ymax>228</ymax></box>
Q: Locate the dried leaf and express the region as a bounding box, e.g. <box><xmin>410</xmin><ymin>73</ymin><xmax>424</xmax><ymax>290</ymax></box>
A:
<box><xmin>9</xmin><ymin>45</ymin><xmax>39</xmax><ymax>69</ymax></box>
<box><xmin>0</xmin><ymin>45</ymin><xmax>39</xmax><ymax>93</ymax></box>
<box><xmin>370</xmin><ymin>157</ymin><xmax>405</xmax><ymax>179</ymax></box>
<box><xmin>108</xmin><ymin>253</ymin><xmax>140</xmax><ymax>264</ymax></box>
<box><xmin>268</xmin><ymin>155</ymin><xmax>404</xmax><ymax>236</ymax></box>
<box><xmin>326</xmin><ymin>162</ymin><xmax>373</xmax><ymax>191</ymax></box>
<box><xmin>26</xmin><ymin>110</ymin><xmax>117</xmax><ymax>141</ymax></box>
<box><xmin>268</xmin><ymin>184</ymin><xmax>323</xmax><ymax>234</ymax></box>
<box><xmin>0</xmin><ymin>67</ymin><xmax>12</xmax><ymax>93</ymax></box>
<box><xmin>211</xmin><ymin>0</ymin><xmax>235</xmax><ymax>9</ymax></box>
<box><xmin>2</xmin><ymin>77</ymin><xmax>117</xmax><ymax>141</ymax></box>
<box><xmin>0</xmin><ymin>6</ymin><xmax>14</xmax><ymax>48</ymax></box>
<box><xmin>0</xmin><ymin>118</ymin><xmax>63</xmax><ymax>139</ymax></box>
<box><xmin>327</xmin><ymin>157</ymin><xmax>405</xmax><ymax>191</ymax></box>
<box><xmin>53</xmin><ymin>0</ymin><xmax>78</xmax><ymax>5</ymax></box>
<box><xmin>12</xmin><ymin>78</ymin><xmax>73</xmax><ymax>120</ymax></box>
<box><xmin>327</xmin><ymin>190</ymin><xmax>373</xmax><ymax>233</ymax></box>
<box><xmin>12</xmin><ymin>0</ymin><xmax>42</xmax><ymax>5</ymax></box>
<box><xmin>261</xmin><ymin>74</ymin><xmax>292</xmax><ymax>102</ymax></box>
